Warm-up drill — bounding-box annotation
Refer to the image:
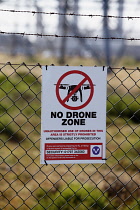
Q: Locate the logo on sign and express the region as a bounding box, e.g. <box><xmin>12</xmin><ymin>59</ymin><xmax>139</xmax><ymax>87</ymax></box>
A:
<box><xmin>92</xmin><ymin>146</ymin><xmax>100</xmax><ymax>155</ymax></box>
<box><xmin>90</xmin><ymin>144</ymin><xmax>102</xmax><ymax>158</ymax></box>
<box><xmin>55</xmin><ymin>70</ymin><xmax>94</xmax><ymax>110</ymax></box>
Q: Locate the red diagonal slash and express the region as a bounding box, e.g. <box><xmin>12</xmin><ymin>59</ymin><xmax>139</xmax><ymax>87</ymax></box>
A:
<box><xmin>56</xmin><ymin>70</ymin><xmax>94</xmax><ymax>110</ymax></box>
<box><xmin>62</xmin><ymin>77</ymin><xmax>87</xmax><ymax>103</ymax></box>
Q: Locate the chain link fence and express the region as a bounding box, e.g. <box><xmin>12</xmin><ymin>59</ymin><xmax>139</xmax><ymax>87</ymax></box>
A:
<box><xmin>0</xmin><ymin>63</ymin><xmax>140</xmax><ymax>210</ymax></box>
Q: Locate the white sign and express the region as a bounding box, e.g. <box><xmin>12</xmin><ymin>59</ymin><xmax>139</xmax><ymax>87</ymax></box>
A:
<box><xmin>41</xmin><ymin>66</ymin><xmax>107</xmax><ymax>164</ymax></box>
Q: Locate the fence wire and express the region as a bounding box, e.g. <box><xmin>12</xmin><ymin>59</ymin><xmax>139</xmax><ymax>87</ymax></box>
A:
<box><xmin>0</xmin><ymin>63</ymin><xmax>140</xmax><ymax>210</ymax></box>
<box><xmin>1</xmin><ymin>8</ymin><xmax>140</xmax><ymax>19</ymax></box>
<box><xmin>0</xmin><ymin>31</ymin><xmax>140</xmax><ymax>41</ymax></box>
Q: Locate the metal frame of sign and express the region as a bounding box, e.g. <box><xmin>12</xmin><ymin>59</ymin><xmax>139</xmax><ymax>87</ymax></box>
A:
<box><xmin>41</xmin><ymin>66</ymin><xmax>107</xmax><ymax>164</ymax></box>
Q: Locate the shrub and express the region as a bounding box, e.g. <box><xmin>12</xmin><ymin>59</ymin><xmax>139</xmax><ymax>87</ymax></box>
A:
<box><xmin>107</xmin><ymin>94</ymin><xmax>140</xmax><ymax>123</ymax></box>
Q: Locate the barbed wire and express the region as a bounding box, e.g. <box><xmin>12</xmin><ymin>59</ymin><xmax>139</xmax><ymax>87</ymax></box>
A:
<box><xmin>0</xmin><ymin>30</ymin><xmax>139</xmax><ymax>41</ymax></box>
<box><xmin>0</xmin><ymin>9</ymin><xmax>140</xmax><ymax>19</ymax></box>
<box><xmin>0</xmin><ymin>62</ymin><xmax>139</xmax><ymax>71</ymax></box>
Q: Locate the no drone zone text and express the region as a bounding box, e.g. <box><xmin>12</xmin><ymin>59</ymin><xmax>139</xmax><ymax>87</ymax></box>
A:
<box><xmin>51</xmin><ymin>111</ymin><xmax>97</xmax><ymax>125</ymax></box>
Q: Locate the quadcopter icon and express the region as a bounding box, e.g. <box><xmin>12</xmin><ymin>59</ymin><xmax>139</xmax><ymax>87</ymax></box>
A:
<box><xmin>55</xmin><ymin>83</ymin><xmax>95</xmax><ymax>102</ymax></box>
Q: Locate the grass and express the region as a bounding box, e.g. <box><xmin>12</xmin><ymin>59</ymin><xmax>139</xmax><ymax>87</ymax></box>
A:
<box><xmin>0</xmin><ymin>55</ymin><xmax>140</xmax><ymax>209</ymax></box>
<box><xmin>0</xmin><ymin>53</ymin><xmax>140</xmax><ymax>66</ymax></box>
<box><xmin>107</xmin><ymin>94</ymin><xmax>140</xmax><ymax>123</ymax></box>
<box><xmin>33</xmin><ymin>184</ymin><xmax>113</xmax><ymax>210</ymax></box>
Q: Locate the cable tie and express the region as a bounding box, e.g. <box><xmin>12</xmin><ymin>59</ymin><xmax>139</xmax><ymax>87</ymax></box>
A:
<box><xmin>44</xmin><ymin>160</ymin><xmax>48</xmax><ymax>166</ymax></box>
<box><xmin>107</xmin><ymin>66</ymin><xmax>112</xmax><ymax>72</ymax></box>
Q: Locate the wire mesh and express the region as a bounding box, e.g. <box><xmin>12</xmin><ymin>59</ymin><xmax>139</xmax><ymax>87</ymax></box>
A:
<box><xmin>0</xmin><ymin>63</ymin><xmax>140</xmax><ymax>210</ymax></box>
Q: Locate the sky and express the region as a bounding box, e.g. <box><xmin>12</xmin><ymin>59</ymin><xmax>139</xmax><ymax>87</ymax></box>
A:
<box><xmin>0</xmin><ymin>0</ymin><xmax>140</xmax><ymax>44</ymax></box>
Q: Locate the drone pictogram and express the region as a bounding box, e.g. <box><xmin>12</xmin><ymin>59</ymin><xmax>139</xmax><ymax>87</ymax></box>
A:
<box><xmin>55</xmin><ymin>83</ymin><xmax>95</xmax><ymax>103</ymax></box>
<box><xmin>55</xmin><ymin>70</ymin><xmax>94</xmax><ymax>110</ymax></box>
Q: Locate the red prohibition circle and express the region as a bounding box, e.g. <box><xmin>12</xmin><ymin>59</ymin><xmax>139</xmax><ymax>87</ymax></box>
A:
<box><xmin>56</xmin><ymin>70</ymin><xmax>94</xmax><ymax>110</ymax></box>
